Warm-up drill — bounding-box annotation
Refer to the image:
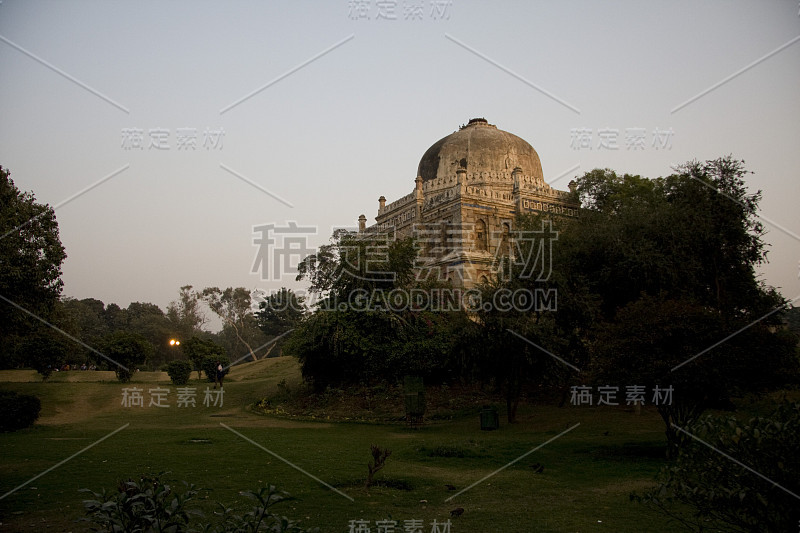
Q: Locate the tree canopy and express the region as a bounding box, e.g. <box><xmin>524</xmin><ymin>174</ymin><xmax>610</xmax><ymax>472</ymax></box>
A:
<box><xmin>0</xmin><ymin>166</ymin><xmax>67</xmax><ymax>354</ymax></box>
<box><xmin>564</xmin><ymin>157</ymin><xmax>798</xmax><ymax>452</ymax></box>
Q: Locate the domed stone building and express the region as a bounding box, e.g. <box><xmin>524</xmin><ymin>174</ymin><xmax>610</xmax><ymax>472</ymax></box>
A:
<box><xmin>358</xmin><ymin>118</ymin><xmax>579</xmax><ymax>288</ymax></box>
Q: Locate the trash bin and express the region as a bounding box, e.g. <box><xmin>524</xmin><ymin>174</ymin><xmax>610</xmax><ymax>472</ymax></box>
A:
<box><xmin>480</xmin><ymin>407</ymin><xmax>499</xmax><ymax>430</ymax></box>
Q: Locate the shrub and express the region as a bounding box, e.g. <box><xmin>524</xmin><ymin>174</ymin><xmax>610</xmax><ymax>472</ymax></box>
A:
<box><xmin>0</xmin><ymin>390</ymin><xmax>41</xmax><ymax>432</ymax></box>
<box><xmin>82</xmin><ymin>473</ymin><xmax>199</xmax><ymax>532</ymax></box>
<box><xmin>201</xmin><ymin>355</ymin><xmax>231</xmax><ymax>383</ymax></box>
<box><xmin>634</xmin><ymin>402</ymin><xmax>800</xmax><ymax>532</ymax></box>
<box><xmin>166</xmin><ymin>360</ymin><xmax>193</xmax><ymax>385</ymax></box>
<box><xmin>82</xmin><ymin>474</ymin><xmax>318</xmax><ymax>532</ymax></box>
<box><xmin>365</xmin><ymin>444</ymin><xmax>392</xmax><ymax>489</ymax></box>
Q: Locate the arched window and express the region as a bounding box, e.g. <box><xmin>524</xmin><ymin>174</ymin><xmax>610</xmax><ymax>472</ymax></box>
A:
<box><xmin>475</xmin><ymin>219</ymin><xmax>488</xmax><ymax>251</ymax></box>
<box><xmin>500</xmin><ymin>222</ymin><xmax>511</xmax><ymax>257</ymax></box>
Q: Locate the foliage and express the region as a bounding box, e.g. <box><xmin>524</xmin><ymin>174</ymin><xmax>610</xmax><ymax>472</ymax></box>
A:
<box><xmin>297</xmin><ymin>228</ymin><xmax>417</xmax><ymax>300</ymax></box>
<box><xmin>199</xmin><ymin>287</ymin><xmax>266</xmax><ymax>361</ymax></box>
<box><xmin>102</xmin><ymin>330</ymin><xmax>155</xmax><ymax>382</ymax></box>
<box><xmin>206</xmin><ymin>484</ymin><xmax>318</xmax><ymax>533</ymax></box>
<box><xmin>60</xmin><ymin>298</ymin><xmax>183</xmax><ymax>370</ymax></box>
<box><xmin>166</xmin><ymin>360</ymin><xmax>193</xmax><ymax>386</ymax></box>
<box><xmin>82</xmin><ymin>473</ymin><xmax>199</xmax><ymax>532</ymax></box>
<box><xmin>59</xmin><ymin>297</ymin><xmax>111</xmax><ymax>362</ymax></box>
<box><xmin>166</xmin><ymin>285</ymin><xmax>207</xmax><ymax>340</ymax></box>
<box><xmin>568</xmin><ymin>159</ymin><xmax>776</xmax><ymax>318</ymax></box>
<box><xmin>783</xmin><ymin>306</ymin><xmax>800</xmax><ymax>337</ymax></box>
<box><xmin>201</xmin><ymin>355</ymin><xmax>231</xmax><ymax>383</ymax></box>
<box><xmin>183</xmin><ymin>336</ymin><xmax>227</xmax><ymax>379</ymax></box>
<box><xmin>284</xmin><ymin>307</ymin><xmax>474</xmax><ymax>390</ymax></box>
<box><xmin>0</xmin><ymin>390</ymin><xmax>41</xmax><ymax>432</ymax></box>
<box><xmin>564</xmin><ymin>158</ymin><xmax>798</xmax><ymax>449</ymax></box>
<box><xmin>635</xmin><ymin>402</ymin><xmax>800</xmax><ymax>532</ymax></box>
<box><xmin>288</xmin><ymin>229</ymin><xmax>476</xmax><ymax>390</ymax></box>
<box><xmin>81</xmin><ymin>475</ymin><xmax>317</xmax><ymax>533</ymax></box>
<box><xmin>0</xmin><ymin>166</ymin><xmax>67</xmax><ymax>350</ymax></box>
<box><xmin>126</xmin><ymin>301</ymin><xmax>175</xmax><ymax>369</ymax></box>
<box><xmin>16</xmin><ymin>327</ymin><xmax>69</xmax><ymax>380</ymax></box>
<box><xmin>256</xmin><ymin>288</ymin><xmax>305</xmax><ymax>336</ymax></box>
<box><xmin>591</xmin><ymin>295</ymin><xmax>799</xmax><ymax>456</ymax></box>
<box><xmin>365</xmin><ymin>444</ymin><xmax>392</xmax><ymax>489</ymax></box>
<box><xmin>255</xmin><ymin>288</ymin><xmax>305</xmax><ymax>357</ymax></box>
<box><xmin>474</xmin><ymin>213</ymin><xmax>590</xmax><ymax>423</ymax></box>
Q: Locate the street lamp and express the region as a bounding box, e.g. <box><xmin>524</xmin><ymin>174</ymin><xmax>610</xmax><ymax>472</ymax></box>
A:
<box><xmin>169</xmin><ymin>339</ymin><xmax>181</xmax><ymax>346</ymax></box>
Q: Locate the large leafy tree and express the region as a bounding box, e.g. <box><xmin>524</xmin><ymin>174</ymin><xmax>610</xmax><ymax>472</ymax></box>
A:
<box><xmin>296</xmin><ymin>228</ymin><xmax>417</xmax><ymax>303</ymax></box>
<box><xmin>0</xmin><ymin>166</ymin><xmax>67</xmax><ymax>358</ymax></box>
<box><xmin>567</xmin><ymin>158</ymin><xmax>777</xmax><ymax>318</ymax></box>
<box><xmin>198</xmin><ymin>287</ymin><xmax>266</xmax><ymax>361</ymax></box>
<box><xmin>286</xmin><ymin>229</ymin><xmax>472</xmax><ymax>390</ymax></box>
<box><xmin>125</xmin><ymin>302</ymin><xmax>174</xmax><ymax>368</ymax></box>
<box><xmin>475</xmin><ymin>213</ymin><xmax>593</xmax><ymax>423</ymax></box>
<box><xmin>567</xmin><ymin>158</ymin><xmax>798</xmax><ymax>453</ymax></box>
<box><xmin>16</xmin><ymin>327</ymin><xmax>69</xmax><ymax>379</ymax></box>
<box><xmin>255</xmin><ymin>287</ymin><xmax>305</xmax><ymax>357</ymax></box>
<box><xmin>101</xmin><ymin>330</ymin><xmax>154</xmax><ymax>382</ymax></box>
<box><xmin>182</xmin><ymin>335</ymin><xmax>227</xmax><ymax>380</ymax></box>
<box><xmin>590</xmin><ymin>295</ymin><xmax>798</xmax><ymax>456</ymax></box>
<box><xmin>166</xmin><ymin>285</ymin><xmax>207</xmax><ymax>340</ymax></box>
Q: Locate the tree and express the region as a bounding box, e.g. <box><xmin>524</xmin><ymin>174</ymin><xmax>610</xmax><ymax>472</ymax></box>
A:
<box><xmin>255</xmin><ymin>288</ymin><xmax>305</xmax><ymax>357</ymax></box>
<box><xmin>125</xmin><ymin>302</ymin><xmax>173</xmax><ymax>369</ymax></box>
<box><xmin>201</xmin><ymin>354</ymin><xmax>231</xmax><ymax>383</ymax></box>
<box><xmin>567</xmin><ymin>159</ymin><xmax>777</xmax><ymax>318</ymax></box>
<box><xmin>296</xmin><ymin>228</ymin><xmax>417</xmax><ymax>302</ymax></box>
<box><xmin>287</xmin><ymin>228</ymin><xmax>473</xmax><ymax>390</ymax></box>
<box><xmin>474</xmin><ymin>213</ymin><xmax>591</xmax><ymax>423</ymax></box>
<box><xmin>101</xmin><ymin>331</ymin><xmax>154</xmax><ymax>382</ymax></box>
<box><xmin>16</xmin><ymin>327</ymin><xmax>69</xmax><ymax>380</ymax></box>
<box><xmin>565</xmin><ymin>158</ymin><xmax>799</xmax><ymax>452</ymax></box>
<box><xmin>61</xmin><ymin>297</ymin><xmax>110</xmax><ymax>352</ymax></box>
<box><xmin>166</xmin><ymin>285</ymin><xmax>206</xmax><ymax>340</ymax></box>
<box><xmin>182</xmin><ymin>336</ymin><xmax>227</xmax><ymax>379</ymax></box>
<box><xmin>591</xmin><ymin>295</ymin><xmax>798</xmax><ymax>456</ymax></box>
<box><xmin>199</xmin><ymin>287</ymin><xmax>266</xmax><ymax>361</ymax></box>
<box><xmin>0</xmin><ymin>166</ymin><xmax>67</xmax><ymax>356</ymax></box>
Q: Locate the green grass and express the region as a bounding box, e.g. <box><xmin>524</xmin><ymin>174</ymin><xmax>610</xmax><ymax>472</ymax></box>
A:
<box><xmin>1</xmin><ymin>357</ymin><xmax>681</xmax><ymax>532</ymax></box>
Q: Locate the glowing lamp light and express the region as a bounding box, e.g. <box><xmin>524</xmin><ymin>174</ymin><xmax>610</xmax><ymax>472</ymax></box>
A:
<box><xmin>169</xmin><ymin>339</ymin><xmax>180</xmax><ymax>346</ymax></box>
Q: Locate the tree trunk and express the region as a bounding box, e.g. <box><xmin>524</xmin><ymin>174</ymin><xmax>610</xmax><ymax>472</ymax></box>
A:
<box><xmin>226</xmin><ymin>318</ymin><xmax>257</xmax><ymax>360</ymax></box>
<box><xmin>506</xmin><ymin>379</ymin><xmax>521</xmax><ymax>424</ymax></box>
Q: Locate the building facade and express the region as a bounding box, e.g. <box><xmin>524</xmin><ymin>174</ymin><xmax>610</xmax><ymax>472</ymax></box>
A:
<box><xmin>358</xmin><ymin>118</ymin><xmax>579</xmax><ymax>288</ymax></box>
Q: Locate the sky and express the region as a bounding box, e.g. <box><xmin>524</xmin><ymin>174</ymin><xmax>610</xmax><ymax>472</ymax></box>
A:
<box><xmin>1</xmin><ymin>0</ymin><xmax>799</xmax><ymax>321</ymax></box>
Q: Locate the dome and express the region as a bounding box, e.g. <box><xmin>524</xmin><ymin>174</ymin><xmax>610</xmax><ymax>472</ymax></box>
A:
<box><xmin>417</xmin><ymin>118</ymin><xmax>544</xmax><ymax>183</ymax></box>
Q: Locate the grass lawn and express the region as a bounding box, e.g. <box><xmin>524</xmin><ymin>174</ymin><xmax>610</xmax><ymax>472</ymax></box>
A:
<box><xmin>1</xmin><ymin>357</ymin><xmax>680</xmax><ymax>532</ymax></box>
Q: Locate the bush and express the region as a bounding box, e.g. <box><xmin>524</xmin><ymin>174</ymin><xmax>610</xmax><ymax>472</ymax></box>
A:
<box><xmin>0</xmin><ymin>390</ymin><xmax>41</xmax><ymax>432</ymax></box>
<box><xmin>17</xmin><ymin>330</ymin><xmax>68</xmax><ymax>380</ymax></box>
<box><xmin>635</xmin><ymin>402</ymin><xmax>800</xmax><ymax>532</ymax></box>
<box><xmin>166</xmin><ymin>360</ymin><xmax>193</xmax><ymax>385</ymax></box>
<box><xmin>183</xmin><ymin>336</ymin><xmax>227</xmax><ymax>380</ymax></box>
<box><xmin>201</xmin><ymin>355</ymin><xmax>231</xmax><ymax>383</ymax></box>
<box><xmin>82</xmin><ymin>474</ymin><xmax>318</xmax><ymax>532</ymax></box>
<box><xmin>101</xmin><ymin>331</ymin><xmax>154</xmax><ymax>383</ymax></box>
